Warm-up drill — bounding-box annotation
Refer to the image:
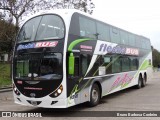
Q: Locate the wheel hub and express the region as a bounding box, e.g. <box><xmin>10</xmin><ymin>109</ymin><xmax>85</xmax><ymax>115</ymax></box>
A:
<box><xmin>92</xmin><ymin>89</ymin><xmax>98</xmax><ymax>102</ymax></box>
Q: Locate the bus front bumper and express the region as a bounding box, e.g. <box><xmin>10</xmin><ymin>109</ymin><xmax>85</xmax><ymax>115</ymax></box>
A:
<box><xmin>14</xmin><ymin>95</ymin><xmax>69</xmax><ymax>108</ymax></box>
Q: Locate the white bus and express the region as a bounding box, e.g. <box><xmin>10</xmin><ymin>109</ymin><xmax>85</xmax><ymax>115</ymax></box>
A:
<box><xmin>12</xmin><ymin>9</ymin><xmax>152</xmax><ymax>108</ymax></box>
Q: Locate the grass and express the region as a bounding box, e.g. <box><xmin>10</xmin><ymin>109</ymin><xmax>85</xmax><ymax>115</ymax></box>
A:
<box><xmin>0</xmin><ymin>62</ymin><xmax>12</xmax><ymax>88</ymax></box>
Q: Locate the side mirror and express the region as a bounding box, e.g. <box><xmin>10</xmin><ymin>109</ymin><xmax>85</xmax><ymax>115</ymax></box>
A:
<box><xmin>68</xmin><ymin>53</ymin><xmax>75</xmax><ymax>75</ymax></box>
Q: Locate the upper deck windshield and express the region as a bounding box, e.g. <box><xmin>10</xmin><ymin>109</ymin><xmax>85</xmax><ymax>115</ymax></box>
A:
<box><xmin>17</xmin><ymin>14</ymin><xmax>65</xmax><ymax>42</ymax></box>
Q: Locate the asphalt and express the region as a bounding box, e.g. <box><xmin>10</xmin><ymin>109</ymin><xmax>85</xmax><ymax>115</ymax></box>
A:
<box><xmin>0</xmin><ymin>87</ymin><xmax>12</xmax><ymax>93</ymax></box>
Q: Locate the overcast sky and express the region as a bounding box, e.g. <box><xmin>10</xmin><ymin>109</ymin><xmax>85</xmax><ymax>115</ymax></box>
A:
<box><xmin>92</xmin><ymin>0</ymin><xmax>160</xmax><ymax>51</ymax></box>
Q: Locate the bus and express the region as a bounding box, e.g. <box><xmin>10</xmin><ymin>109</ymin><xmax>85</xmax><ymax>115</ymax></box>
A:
<box><xmin>12</xmin><ymin>9</ymin><xmax>152</xmax><ymax>108</ymax></box>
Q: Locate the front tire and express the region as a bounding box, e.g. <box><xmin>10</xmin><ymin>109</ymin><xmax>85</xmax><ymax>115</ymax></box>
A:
<box><xmin>88</xmin><ymin>84</ymin><xmax>100</xmax><ymax>107</ymax></box>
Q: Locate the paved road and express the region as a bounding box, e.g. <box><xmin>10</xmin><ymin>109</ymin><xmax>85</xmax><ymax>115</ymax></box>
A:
<box><xmin>0</xmin><ymin>72</ymin><xmax>160</xmax><ymax>119</ymax></box>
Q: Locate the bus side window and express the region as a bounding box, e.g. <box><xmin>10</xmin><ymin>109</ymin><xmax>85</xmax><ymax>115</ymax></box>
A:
<box><xmin>131</xmin><ymin>57</ymin><xmax>139</xmax><ymax>71</ymax></box>
<box><xmin>112</xmin><ymin>56</ymin><xmax>121</xmax><ymax>73</ymax></box>
<box><xmin>121</xmin><ymin>57</ymin><xmax>130</xmax><ymax>72</ymax></box>
<box><xmin>101</xmin><ymin>55</ymin><xmax>112</xmax><ymax>74</ymax></box>
<box><xmin>81</xmin><ymin>54</ymin><xmax>88</xmax><ymax>75</ymax></box>
<box><xmin>74</xmin><ymin>57</ymin><xmax>80</xmax><ymax>76</ymax></box>
<box><xmin>79</xmin><ymin>16</ymin><xmax>96</xmax><ymax>39</ymax></box>
<box><xmin>86</xmin><ymin>55</ymin><xmax>100</xmax><ymax>77</ymax></box>
<box><xmin>81</xmin><ymin>54</ymin><xmax>91</xmax><ymax>76</ymax></box>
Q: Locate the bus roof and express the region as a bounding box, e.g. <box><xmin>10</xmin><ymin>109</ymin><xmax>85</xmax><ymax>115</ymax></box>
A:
<box><xmin>21</xmin><ymin>9</ymin><xmax>150</xmax><ymax>41</ymax></box>
<box><xmin>21</xmin><ymin>9</ymin><xmax>82</xmax><ymax>26</ymax></box>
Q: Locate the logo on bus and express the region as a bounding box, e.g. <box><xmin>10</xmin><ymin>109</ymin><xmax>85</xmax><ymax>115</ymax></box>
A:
<box><xmin>97</xmin><ymin>42</ymin><xmax>139</xmax><ymax>56</ymax></box>
<box><xmin>126</xmin><ymin>48</ymin><xmax>139</xmax><ymax>56</ymax></box>
<box><xmin>35</xmin><ymin>41</ymin><xmax>58</xmax><ymax>48</ymax></box>
<box><xmin>99</xmin><ymin>43</ymin><xmax>126</xmax><ymax>54</ymax></box>
<box><xmin>17</xmin><ymin>41</ymin><xmax>58</xmax><ymax>50</ymax></box>
<box><xmin>70</xmin><ymin>93</ymin><xmax>78</xmax><ymax>99</ymax></box>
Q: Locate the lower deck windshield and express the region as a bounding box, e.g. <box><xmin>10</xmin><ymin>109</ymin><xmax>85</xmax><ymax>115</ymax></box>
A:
<box><xmin>14</xmin><ymin>52</ymin><xmax>62</xmax><ymax>80</ymax></box>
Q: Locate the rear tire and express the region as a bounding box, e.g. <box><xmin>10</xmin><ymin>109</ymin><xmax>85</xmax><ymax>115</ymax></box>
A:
<box><xmin>142</xmin><ymin>74</ymin><xmax>147</xmax><ymax>87</ymax></box>
<box><xmin>135</xmin><ymin>75</ymin><xmax>143</xmax><ymax>89</ymax></box>
<box><xmin>88</xmin><ymin>83</ymin><xmax>101</xmax><ymax>107</ymax></box>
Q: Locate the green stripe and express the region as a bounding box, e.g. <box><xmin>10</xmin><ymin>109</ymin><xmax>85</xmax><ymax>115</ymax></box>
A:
<box><xmin>135</xmin><ymin>59</ymin><xmax>152</xmax><ymax>78</ymax></box>
<box><xmin>139</xmin><ymin>60</ymin><xmax>151</xmax><ymax>70</ymax></box>
<box><xmin>68</xmin><ymin>38</ymin><xmax>91</xmax><ymax>51</ymax></box>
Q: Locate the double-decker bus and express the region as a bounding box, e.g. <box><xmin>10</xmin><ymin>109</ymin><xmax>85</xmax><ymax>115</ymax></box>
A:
<box><xmin>12</xmin><ymin>9</ymin><xmax>152</xmax><ymax>108</ymax></box>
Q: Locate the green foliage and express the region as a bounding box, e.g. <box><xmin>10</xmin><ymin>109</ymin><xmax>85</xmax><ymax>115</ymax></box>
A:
<box><xmin>152</xmin><ymin>47</ymin><xmax>160</xmax><ymax>67</ymax></box>
<box><xmin>0</xmin><ymin>0</ymin><xmax>95</xmax><ymax>55</ymax></box>
<box><xmin>0</xmin><ymin>63</ymin><xmax>11</xmax><ymax>87</ymax></box>
<box><xmin>0</xmin><ymin>20</ymin><xmax>16</xmax><ymax>53</ymax></box>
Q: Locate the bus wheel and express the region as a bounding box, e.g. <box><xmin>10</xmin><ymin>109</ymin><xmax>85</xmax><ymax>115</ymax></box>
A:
<box><xmin>88</xmin><ymin>83</ymin><xmax>100</xmax><ymax>107</ymax></box>
<box><xmin>142</xmin><ymin>74</ymin><xmax>147</xmax><ymax>87</ymax></box>
<box><xmin>136</xmin><ymin>75</ymin><xmax>143</xmax><ymax>89</ymax></box>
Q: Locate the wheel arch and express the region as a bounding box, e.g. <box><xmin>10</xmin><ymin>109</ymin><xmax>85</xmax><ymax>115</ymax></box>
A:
<box><xmin>89</xmin><ymin>78</ymin><xmax>102</xmax><ymax>99</ymax></box>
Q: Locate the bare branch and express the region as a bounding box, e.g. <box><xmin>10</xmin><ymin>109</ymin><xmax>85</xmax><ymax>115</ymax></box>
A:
<box><xmin>0</xmin><ymin>0</ymin><xmax>95</xmax><ymax>54</ymax></box>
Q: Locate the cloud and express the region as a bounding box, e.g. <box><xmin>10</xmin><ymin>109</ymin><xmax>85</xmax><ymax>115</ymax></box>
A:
<box><xmin>92</xmin><ymin>0</ymin><xmax>160</xmax><ymax>51</ymax></box>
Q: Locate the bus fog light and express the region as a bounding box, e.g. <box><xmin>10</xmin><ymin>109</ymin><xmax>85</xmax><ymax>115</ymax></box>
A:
<box><xmin>54</xmin><ymin>92</ymin><xmax>58</xmax><ymax>96</ymax></box>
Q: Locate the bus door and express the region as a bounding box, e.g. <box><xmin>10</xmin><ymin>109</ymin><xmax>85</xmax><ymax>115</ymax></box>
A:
<box><xmin>67</xmin><ymin>51</ymin><xmax>81</xmax><ymax>103</ymax></box>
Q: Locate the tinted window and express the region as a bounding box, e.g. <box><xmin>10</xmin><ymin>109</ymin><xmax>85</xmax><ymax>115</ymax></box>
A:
<box><xmin>101</xmin><ymin>55</ymin><xmax>112</xmax><ymax>74</ymax></box>
<box><xmin>146</xmin><ymin>40</ymin><xmax>151</xmax><ymax>50</ymax></box>
<box><xmin>18</xmin><ymin>16</ymin><xmax>42</xmax><ymax>42</ymax></box>
<box><xmin>79</xmin><ymin>16</ymin><xmax>96</xmax><ymax>39</ymax></box>
<box><xmin>97</xmin><ymin>22</ymin><xmax>110</xmax><ymax>41</ymax></box>
<box><xmin>112</xmin><ymin>56</ymin><xmax>121</xmax><ymax>73</ymax></box>
<box><xmin>121</xmin><ymin>57</ymin><xmax>130</xmax><ymax>72</ymax></box>
<box><xmin>15</xmin><ymin>53</ymin><xmax>63</xmax><ymax>80</ymax></box>
<box><xmin>81</xmin><ymin>54</ymin><xmax>90</xmax><ymax>75</ymax></box>
<box><xmin>110</xmin><ymin>27</ymin><xmax>120</xmax><ymax>43</ymax></box>
<box><xmin>131</xmin><ymin>58</ymin><xmax>138</xmax><ymax>70</ymax></box>
<box><xmin>69</xmin><ymin>13</ymin><xmax>79</xmax><ymax>35</ymax></box>
<box><xmin>136</xmin><ymin>36</ymin><xmax>142</xmax><ymax>48</ymax></box>
<box><xmin>120</xmin><ymin>30</ymin><xmax>128</xmax><ymax>45</ymax></box>
<box><xmin>74</xmin><ymin>57</ymin><xmax>80</xmax><ymax>76</ymax></box>
<box><xmin>87</xmin><ymin>55</ymin><xmax>100</xmax><ymax>77</ymax></box>
<box><xmin>142</xmin><ymin>39</ymin><xmax>147</xmax><ymax>49</ymax></box>
<box><xmin>128</xmin><ymin>34</ymin><xmax>135</xmax><ymax>46</ymax></box>
<box><xmin>36</xmin><ymin>15</ymin><xmax>64</xmax><ymax>40</ymax></box>
<box><xmin>18</xmin><ymin>15</ymin><xmax>64</xmax><ymax>42</ymax></box>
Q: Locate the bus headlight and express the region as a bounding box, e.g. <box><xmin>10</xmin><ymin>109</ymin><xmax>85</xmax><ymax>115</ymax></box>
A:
<box><xmin>49</xmin><ymin>85</ymin><xmax>63</xmax><ymax>98</ymax></box>
<box><xmin>57</xmin><ymin>89</ymin><xmax>62</xmax><ymax>94</ymax></box>
<box><xmin>13</xmin><ymin>83</ymin><xmax>20</xmax><ymax>96</ymax></box>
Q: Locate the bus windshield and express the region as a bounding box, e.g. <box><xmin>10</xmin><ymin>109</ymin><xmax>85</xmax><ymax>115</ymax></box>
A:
<box><xmin>14</xmin><ymin>53</ymin><xmax>63</xmax><ymax>80</ymax></box>
<box><xmin>17</xmin><ymin>15</ymin><xmax>64</xmax><ymax>42</ymax></box>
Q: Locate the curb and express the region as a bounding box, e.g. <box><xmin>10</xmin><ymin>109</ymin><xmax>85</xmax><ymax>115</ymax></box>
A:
<box><xmin>0</xmin><ymin>87</ymin><xmax>12</xmax><ymax>93</ymax></box>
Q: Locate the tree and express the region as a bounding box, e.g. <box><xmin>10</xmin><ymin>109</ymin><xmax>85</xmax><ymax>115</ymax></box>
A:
<box><xmin>0</xmin><ymin>20</ymin><xmax>16</xmax><ymax>61</ymax></box>
<box><xmin>0</xmin><ymin>0</ymin><xmax>52</xmax><ymax>31</ymax></box>
<box><xmin>0</xmin><ymin>0</ymin><xmax>95</xmax><ymax>61</ymax></box>
<box><xmin>53</xmin><ymin>0</ymin><xmax>95</xmax><ymax>14</ymax></box>
<box><xmin>152</xmin><ymin>46</ymin><xmax>160</xmax><ymax>67</ymax></box>
<box><xmin>0</xmin><ymin>0</ymin><xmax>95</xmax><ymax>29</ymax></box>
